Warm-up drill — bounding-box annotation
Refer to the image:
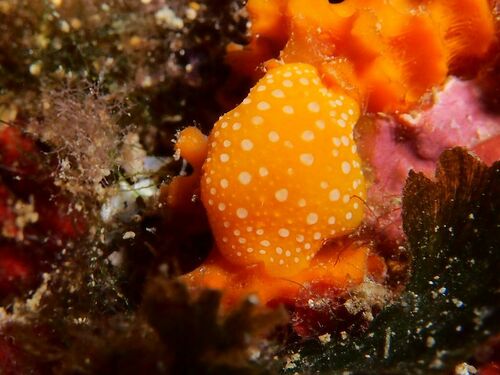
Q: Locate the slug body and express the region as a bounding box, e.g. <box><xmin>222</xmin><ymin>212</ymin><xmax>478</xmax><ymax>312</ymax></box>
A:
<box><xmin>201</xmin><ymin>63</ymin><xmax>366</xmax><ymax>278</ymax></box>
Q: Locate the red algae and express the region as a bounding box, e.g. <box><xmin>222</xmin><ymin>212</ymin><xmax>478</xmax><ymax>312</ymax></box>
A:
<box><xmin>358</xmin><ymin>77</ymin><xmax>500</xmax><ymax>247</ymax></box>
<box><xmin>0</xmin><ymin>125</ymin><xmax>86</xmax><ymax>301</ymax></box>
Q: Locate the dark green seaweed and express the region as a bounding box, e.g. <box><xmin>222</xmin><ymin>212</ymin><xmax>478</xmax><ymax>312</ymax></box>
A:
<box><xmin>285</xmin><ymin>148</ymin><xmax>500</xmax><ymax>373</ymax></box>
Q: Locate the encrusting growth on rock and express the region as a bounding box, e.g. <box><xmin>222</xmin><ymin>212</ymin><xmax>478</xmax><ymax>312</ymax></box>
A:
<box><xmin>228</xmin><ymin>0</ymin><xmax>495</xmax><ymax>112</ymax></box>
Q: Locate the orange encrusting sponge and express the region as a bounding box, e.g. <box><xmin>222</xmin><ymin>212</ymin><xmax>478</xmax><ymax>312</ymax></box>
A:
<box><xmin>200</xmin><ymin>63</ymin><xmax>366</xmax><ymax>278</ymax></box>
<box><xmin>183</xmin><ymin>241</ymin><xmax>383</xmax><ymax>307</ymax></box>
<box><xmin>162</xmin><ymin>126</ymin><xmax>208</xmax><ymax>210</ymax></box>
<box><xmin>232</xmin><ymin>0</ymin><xmax>495</xmax><ymax>113</ymax></box>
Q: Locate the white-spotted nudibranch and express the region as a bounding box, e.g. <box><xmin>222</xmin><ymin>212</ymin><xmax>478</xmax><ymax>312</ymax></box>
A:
<box><xmin>201</xmin><ymin>63</ymin><xmax>366</xmax><ymax>277</ymax></box>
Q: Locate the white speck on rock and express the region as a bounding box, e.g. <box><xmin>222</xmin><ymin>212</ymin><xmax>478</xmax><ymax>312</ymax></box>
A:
<box><xmin>122</xmin><ymin>231</ymin><xmax>136</xmax><ymax>240</ymax></box>
<box><xmin>155</xmin><ymin>6</ymin><xmax>184</xmax><ymax>29</ymax></box>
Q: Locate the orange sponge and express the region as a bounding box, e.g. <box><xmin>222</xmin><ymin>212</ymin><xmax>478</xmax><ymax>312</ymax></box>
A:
<box><xmin>232</xmin><ymin>0</ymin><xmax>495</xmax><ymax>112</ymax></box>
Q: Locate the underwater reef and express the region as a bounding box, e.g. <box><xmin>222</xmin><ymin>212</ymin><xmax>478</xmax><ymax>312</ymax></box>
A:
<box><xmin>0</xmin><ymin>0</ymin><xmax>499</xmax><ymax>374</ymax></box>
